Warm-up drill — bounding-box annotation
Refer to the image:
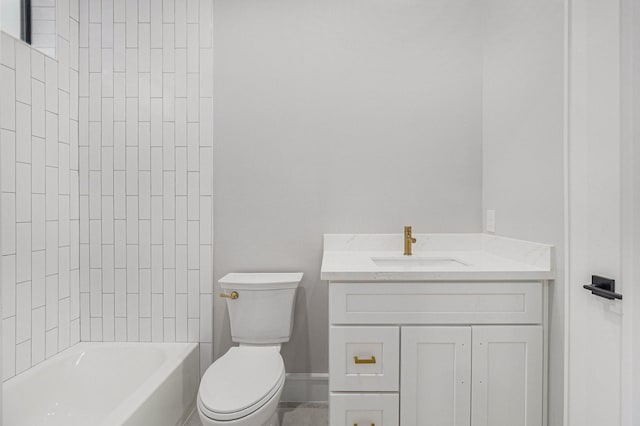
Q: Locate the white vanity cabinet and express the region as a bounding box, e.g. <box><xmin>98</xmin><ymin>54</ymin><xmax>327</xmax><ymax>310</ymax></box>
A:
<box><xmin>328</xmin><ymin>281</ymin><xmax>547</xmax><ymax>426</ymax></box>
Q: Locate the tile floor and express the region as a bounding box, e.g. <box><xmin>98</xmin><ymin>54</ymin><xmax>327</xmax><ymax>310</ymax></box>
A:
<box><xmin>184</xmin><ymin>403</ymin><xmax>329</xmax><ymax>426</ymax></box>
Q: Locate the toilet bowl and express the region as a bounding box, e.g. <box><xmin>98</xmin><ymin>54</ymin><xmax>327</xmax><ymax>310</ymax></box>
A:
<box><xmin>197</xmin><ymin>273</ymin><xmax>303</xmax><ymax>426</ymax></box>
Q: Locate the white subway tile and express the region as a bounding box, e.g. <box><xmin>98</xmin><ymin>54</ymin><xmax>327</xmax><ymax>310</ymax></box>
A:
<box><xmin>46</xmin><ymin>167</ymin><xmax>59</xmax><ymax>220</ymax></box>
<box><xmin>187</xmin><ymin>172</ymin><xmax>199</xmax><ymax>220</ymax></box>
<box><xmin>150</xmin><ymin>50</ymin><xmax>162</xmax><ymax>97</ymax></box>
<box><xmin>187</xmin><ymin>318</ymin><xmax>198</xmax><ymax>342</ymax></box>
<box><xmin>115</xmin><ymin>268</ymin><xmax>127</xmax><ymax>316</ymax></box>
<box><xmin>15</xmin><ymin>43</ymin><xmax>31</xmax><ymax>104</ymax></box>
<box><xmin>102</xmin><ymin>294</ymin><xmax>115</xmax><ymax>342</ymax></box>
<box><xmin>102</xmin><ymin>0</ymin><xmax>114</xmax><ymax>48</ymax></box>
<box><xmin>139</xmin><ymin>220</ymin><xmax>151</xmax><ymax>268</ymax></box>
<box><xmin>80</xmin><ymin>293</ymin><xmax>90</xmax><ymax>341</ymax></box>
<box><xmin>163</xmin><ymin>172</ymin><xmax>175</xmax><ymax>219</ymax></box>
<box><xmin>162</xmin><ymin>24</ymin><xmax>175</xmax><ymax>72</ymax></box>
<box><xmin>32</xmin><ymin>306</ymin><xmax>46</xmax><ymax>365</ymax></box>
<box><xmin>151</xmin><ymin>245</ymin><xmax>163</xmax><ymax>292</ymax></box>
<box><xmin>114</xmin><ymin>0</ymin><xmax>126</xmax><ymax>22</ymax></box>
<box><xmin>162</xmin><ymin>74</ymin><xmax>175</xmax><ymax>121</ymax></box>
<box><xmin>0</xmin><ymin>194</ymin><xmax>15</xmax><ymax>256</ymax></box>
<box><xmin>175</xmin><ymin>98</ymin><xmax>187</xmax><ymax>146</ymax></box>
<box><xmin>199</xmin><ymin>295</ymin><xmax>212</xmax><ymax>343</ymax></box>
<box><xmin>58</xmin><ymin>91</ymin><xmax>70</xmax><ymax>143</ymax></box>
<box><xmin>175</xmin><ymin>0</ymin><xmax>187</xmax><ymax>48</ymax></box>
<box><xmin>151</xmin><ymin>197</ymin><xmax>163</xmax><ymax>245</ymax></box>
<box><xmin>16</xmin><ymin>103</ymin><xmax>32</xmax><ymax>163</ymax></box>
<box><xmin>200</xmin><ymin>147</ymin><xmax>213</xmax><ymax>196</ymax></box>
<box><xmin>16</xmin><ymin>163</ymin><xmax>31</xmax><ymax>223</ymax></box>
<box><xmin>90</xmin><ymin>268</ymin><xmax>102</xmax><ymax>316</ymax></box>
<box><xmin>45</xmin><ymin>112</ymin><xmax>58</xmax><ymax>167</ymax></box>
<box><xmin>163</xmin><ymin>221</ymin><xmax>175</xmax><ymax>267</ymax></box>
<box><xmin>32</xmin><ymin>195</ymin><xmax>46</xmax><ymax>251</ymax></box>
<box><xmin>187</xmin><ymin>123</ymin><xmax>198</xmax><ymax>170</ymax></box>
<box><xmin>139</xmin><ymin>271</ymin><xmax>151</xmax><ymax>315</ymax></box>
<box><xmin>58</xmin><ymin>298</ymin><xmax>70</xmax><ymax>349</ymax></box>
<box><xmin>89</xmin><ymin>220</ymin><xmax>102</xmax><ymax>268</ymax></box>
<box><xmin>126</xmin><ymin>0</ymin><xmax>139</xmax><ymax>47</ymax></box>
<box><xmin>163</xmin><ymin>269</ymin><xmax>175</xmax><ymax>317</ymax></box>
<box><xmin>16</xmin><ymin>281</ymin><xmax>32</xmax><ymax>343</ymax></box>
<box><xmin>31</xmin><ymin>49</ymin><xmax>45</xmax><ymax>81</ymax></box>
<box><xmin>126</xmin><ymin>196</ymin><xmax>139</xmax><ymax>244</ymax></box>
<box><xmin>200</xmin><ymin>245</ymin><xmax>212</xmax><ymax>294</ymax></box>
<box><xmin>126</xmin><ymin>49</ymin><xmax>139</xmax><ymax>97</ymax></box>
<box><xmin>151</xmin><ymin>293</ymin><xmax>163</xmax><ymax>342</ymax></box>
<box><xmin>187</xmin><ymin>221</ymin><xmax>199</xmax><ymax>269</ymax></box>
<box><xmin>45</xmin><ymin>328</ymin><xmax>58</xmax><ymax>358</ymax></box>
<box><xmin>176</xmin><ymin>197</ymin><xmax>187</xmax><ymax>245</ymax></box>
<box><xmin>102</xmin><ymin>148</ymin><xmax>114</xmax><ymax>195</ymax></box>
<box><xmin>139</xmin><ymin>24</ymin><xmax>151</xmax><ymax>73</ymax></box>
<box><xmin>102</xmin><ymin>245</ymin><xmax>115</xmax><ymax>292</ymax></box>
<box><xmin>1</xmin><ymin>255</ymin><xmax>16</xmax><ymax>318</ymax></box>
<box><xmin>200</xmin><ymin>196</ymin><xmax>212</xmax><ymax>245</ymax></box>
<box><xmin>187</xmin><ymin>0</ymin><xmax>198</xmax><ymax>23</ymax></box>
<box><xmin>150</xmin><ymin>0</ymin><xmax>163</xmax><ymax>48</ymax></box>
<box><xmin>175</xmin><ymin>50</ymin><xmax>187</xmax><ymax>98</ymax></box>
<box><xmin>186</xmin><ymin>74</ymin><xmax>198</xmax><ymax>122</ymax></box>
<box><xmin>139</xmin><ymin>172</ymin><xmax>151</xmax><ymax>219</ymax></box>
<box><xmin>46</xmin><ymin>274</ymin><xmax>58</xmax><ymax>329</ymax></box>
<box><xmin>127</xmin><ymin>246</ymin><xmax>139</xmax><ymax>292</ymax></box>
<box><xmin>199</xmin><ymin>0</ymin><xmax>213</xmax><ymax>48</ymax></box>
<box><xmin>32</xmin><ymin>138</ymin><xmax>46</xmax><ymax>195</ymax></box>
<box><xmin>139</xmin><ymin>0</ymin><xmax>151</xmax><ymax>22</ymax></box>
<box><xmin>89</xmin><ymin>24</ymin><xmax>102</xmax><ymax>73</ymax></box>
<box><xmin>114</xmin><ymin>221</ymin><xmax>126</xmax><ymax>268</ymax></box>
<box><xmin>101</xmin><ymin>50</ymin><xmax>114</xmax><ymax>97</ymax></box>
<box><xmin>0</xmin><ymin>66</ymin><xmax>16</xmax><ymax>130</ymax></box>
<box><xmin>115</xmin><ymin>317</ymin><xmax>127</xmax><ymax>341</ymax></box>
<box><xmin>1</xmin><ymin>130</ymin><xmax>16</xmax><ymax>192</ymax></box>
<box><xmin>90</xmin><ymin>317</ymin><xmax>102</xmax><ymax>341</ymax></box>
<box><xmin>113</xmin><ymin>24</ymin><xmax>126</xmax><ymax>72</ymax></box>
<box><xmin>187</xmin><ymin>270</ymin><xmax>199</xmax><ymax>318</ymax></box>
<box><xmin>101</xmin><ymin>196</ymin><xmax>114</xmax><ymax>244</ymax></box>
<box><xmin>45</xmin><ymin>222</ymin><xmax>58</xmax><ymax>275</ymax></box>
<box><xmin>176</xmin><ymin>245</ymin><xmax>187</xmax><ymax>293</ymax></box>
<box><xmin>3</xmin><ymin>317</ymin><xmax>16</xmax><ymax>379</ymax></box>
<box><xmin>127</xmin><ymin>294</ymin><xmax>139</xmax><ymax>341</ymax></box>
<box><xmin>16</xmin><ymin>340</ymin><xmax>31</xmax><ymax>374</ymax></box>
<box><xmin>0</xmin><ymin>33</ymin><xmax>15</xmax><ymax>69</ymax></box>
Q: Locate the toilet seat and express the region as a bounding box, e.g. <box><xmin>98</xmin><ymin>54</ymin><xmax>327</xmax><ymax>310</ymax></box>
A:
<box><xmin>198</xmin><ymin>346</ymin><xmax>285</xmax><ymax>422</ymax></box>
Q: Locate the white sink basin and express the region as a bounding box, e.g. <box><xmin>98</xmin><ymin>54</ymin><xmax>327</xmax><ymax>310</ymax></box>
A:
<box><xmin>371</xmin><ymin>256</ymin><xmax>469</xmax><ymax>268</ymax></box>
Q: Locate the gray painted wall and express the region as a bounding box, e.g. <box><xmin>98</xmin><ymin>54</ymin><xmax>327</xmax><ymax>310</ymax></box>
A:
<box><xmin>481</xmin><ymin>1</ymin><xmax>565</xmax><ymax>425</ymax></box>
<box><xmin>212</xmin><ymin>0</ymin><xmax>484</xmax><ymax>373</ymax></box>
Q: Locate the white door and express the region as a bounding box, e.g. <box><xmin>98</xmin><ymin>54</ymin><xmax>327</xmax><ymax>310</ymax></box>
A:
<box><xmin>400</xmin><ymin>326</ymin><xmax>471</xmax><ymax>426</ymax></box>
<box><xmin>471</xmin><ymin>326</ymin><xmax>543</xmax><ymax>426</ymax></box>
<box><xmin>566</xmin><ymin>0</ymin><xmax>637</xmax><ymax>425</ymax></box>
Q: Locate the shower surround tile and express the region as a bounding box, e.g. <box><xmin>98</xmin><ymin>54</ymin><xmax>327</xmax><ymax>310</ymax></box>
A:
<box><xmin>1</xmin><ymin>8</ymin><xmax>81</xmax><ymax>381</ymax></box>
<box><xmin>78</xmin><ymin>0</ymin><xmax>214</xmax><ymax>373</ymax></box>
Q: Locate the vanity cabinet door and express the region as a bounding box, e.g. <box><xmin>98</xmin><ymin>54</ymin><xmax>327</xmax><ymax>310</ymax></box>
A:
<box><xmin>471</xmin><ymin>326</ymin><xmax>543</xmax><ymax>426</ymax></box>
<box><xmin>400</xmin><ymin>327</ymin><xmax>471</xmax><ymax>426</ymax></box>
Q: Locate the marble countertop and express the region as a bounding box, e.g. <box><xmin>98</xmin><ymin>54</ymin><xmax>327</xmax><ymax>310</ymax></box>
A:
<box><xmin>321</xmin><ymin>233</ymin><xmax>556</xmax><ymax>281</ymax></box>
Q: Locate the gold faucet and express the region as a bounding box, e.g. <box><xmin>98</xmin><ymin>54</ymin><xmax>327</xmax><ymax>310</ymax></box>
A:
<box><xmin>404</xmin><ymin>226</ymin><xmax>417</xmax><ymax>256</ymax></box>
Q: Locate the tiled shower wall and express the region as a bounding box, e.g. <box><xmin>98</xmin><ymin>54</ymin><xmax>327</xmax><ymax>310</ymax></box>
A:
<box><xmin>78</xmin><ymin>0</ymin><xmax>214</xmax><ymax>372</ymax></box>
<box><xmin>0</xmin><ymin>0</ymin><xmax>81</xmax><ymax>380</ymax></box>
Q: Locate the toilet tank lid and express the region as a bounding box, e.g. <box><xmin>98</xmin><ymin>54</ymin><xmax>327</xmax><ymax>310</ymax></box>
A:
<box><xmin>219</xmin><ymin>273</ymin><xmax>303</xmax><ymax>289</ymax></box>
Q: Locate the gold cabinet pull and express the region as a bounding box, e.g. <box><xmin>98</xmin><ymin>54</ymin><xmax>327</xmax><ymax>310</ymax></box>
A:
<box><xmin>354</xmin><ymin>355</ymin><xmax>376</xmax><ymax>364</ymax></box>
<box><xmin>353</xmin><ymin>423</ymin><xmax>375</xmax><ymax>426</ymax></box>
<box><xmin>219</xmin><ymin>291</ymin><xmax>239</xmax><ymax>300</ymax></box>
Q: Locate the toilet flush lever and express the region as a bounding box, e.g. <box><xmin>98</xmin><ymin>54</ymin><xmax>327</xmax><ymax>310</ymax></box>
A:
<box><xmin>219</xmin><ymin>291</ymin><xmax>239</xmax><ymax>300</ymax></box>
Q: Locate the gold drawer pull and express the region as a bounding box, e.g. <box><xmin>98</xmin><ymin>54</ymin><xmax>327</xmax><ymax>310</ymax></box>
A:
<box><xmin>353</xmin><ymin>423</ymin><xmax>375</xmax><ymax>426</ymax></box>
<box><xmin>354</xmin><ymin>355</ymin><xmax>376</xmax><ymax>364</ymax></box>
<box><xmin>219</xmin><ymin>291</ymin><xmax>239</xmax><ymax>300</ymax></box>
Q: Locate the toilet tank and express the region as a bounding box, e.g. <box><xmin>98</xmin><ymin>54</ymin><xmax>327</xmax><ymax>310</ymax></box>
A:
<box><xmin>219</xmin><ymin>272</ymin><xmax>303</xmax><ymax>344</ymax></box>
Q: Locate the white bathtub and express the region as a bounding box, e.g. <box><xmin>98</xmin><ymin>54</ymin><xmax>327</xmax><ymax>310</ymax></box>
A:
<box><xmin>3</xmin><ymin>342</ymin><xmax>199</xmax><ymax>426</ymax></box>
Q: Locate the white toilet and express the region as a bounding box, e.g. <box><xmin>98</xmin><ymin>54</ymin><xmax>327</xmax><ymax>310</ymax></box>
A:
<box><xmin>197</xmin><ymin>272</ymin><xmax>303</xmax><ymax>426</ymax></box>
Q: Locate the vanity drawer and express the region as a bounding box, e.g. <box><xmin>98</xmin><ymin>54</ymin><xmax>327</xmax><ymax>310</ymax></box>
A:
<box><xmin>330</xmin><ymin>326</ymin><xmax>399</xmax><ymax>392</ymax></box>
<box><xmin>329</xmin><ymin>282</ymin><xmax>543</xmax><ymax>325</ymax></box>
<box><xmin>330</xmin><ymin>393</ymin><xmax>399</xmax><ymax>426</ymax></box>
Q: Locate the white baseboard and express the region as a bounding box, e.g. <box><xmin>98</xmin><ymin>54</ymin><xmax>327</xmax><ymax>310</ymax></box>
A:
<box><xmin>280</xmin><ymin>373</ymin><xmax>329</xmax><ymax>403</ymax></box>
